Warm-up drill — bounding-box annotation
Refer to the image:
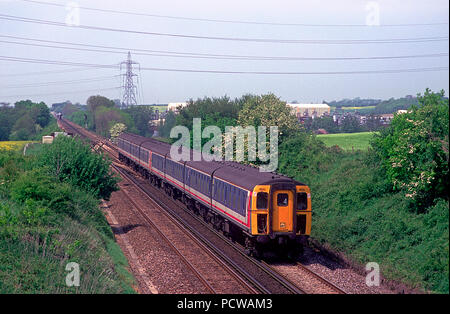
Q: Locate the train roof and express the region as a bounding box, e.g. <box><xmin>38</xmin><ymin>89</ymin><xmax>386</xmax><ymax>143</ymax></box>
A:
<box><xmin>120</xmin><ymin>132</ymin><xmax>171</xmax><ymax>156</ymax></box>
<box><xmin>118</xmin><ymin>132</ymin><xmax>306</xmax><ymax>190</ymax></box>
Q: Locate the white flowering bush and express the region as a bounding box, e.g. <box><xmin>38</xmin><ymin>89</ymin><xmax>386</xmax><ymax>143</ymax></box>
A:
<box><xmin>110</xmin><ymin>123</ymin><xmax>127</xmax><ymax>142</ymax></box>
<box><xmin>372</xmin><ymin>89</ymin><xmax>448</xmax><ymax>211</ymax></box>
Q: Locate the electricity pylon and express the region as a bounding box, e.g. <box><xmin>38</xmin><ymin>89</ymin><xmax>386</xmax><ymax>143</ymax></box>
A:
<box><xmin>120</xmin><ymin>52</ymin><xmax>140</xmax><ymax>108</ymax></box>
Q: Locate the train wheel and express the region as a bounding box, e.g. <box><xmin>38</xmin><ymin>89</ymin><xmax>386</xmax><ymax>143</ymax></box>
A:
<box><xmin>244</xmin><ymin>237</ymin><xmax>255</xmax><ymax>256</ymax></box>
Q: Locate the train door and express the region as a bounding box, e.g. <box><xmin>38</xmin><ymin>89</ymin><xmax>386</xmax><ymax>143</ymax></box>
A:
<box><xmin>272</xmin><ymin>190</ymin><xmax>294</xmax><ymax>232</ymax></box>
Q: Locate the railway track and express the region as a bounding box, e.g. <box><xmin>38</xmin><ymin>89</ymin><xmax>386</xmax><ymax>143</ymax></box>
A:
<box><xmin>58</xmin><ymin>117</ymin><xmax>347</xmax><ymax>294</ymax></box>
<box><xmin>114</xmin><ymin>164</ymin><xmax>303</xmax><ymax>294</ymax></box>
<box><xmin>113</xmin><ymin>164</ymin><xmax>258</xmax><ymax>294</ymax></box>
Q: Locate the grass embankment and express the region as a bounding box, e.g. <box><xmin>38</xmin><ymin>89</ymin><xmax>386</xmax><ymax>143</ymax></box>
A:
<box><xmin>308</xmin><ymin>153</ymin><xmax>448</xmax><ymax>293</ymax></box>
<box><xmin>0</xmin><ymin>138</ymin><xmax>136</xmax><ymax>293</ymax></box>
<box><xmin>317</xmin><ymin>132</ymin><xmax>377</xmax><ymax>151</ymax></box>
<box><xmin>279</xmin><ymin>136</ymin><xmax>449</xmax><ymax>293</ymax></box>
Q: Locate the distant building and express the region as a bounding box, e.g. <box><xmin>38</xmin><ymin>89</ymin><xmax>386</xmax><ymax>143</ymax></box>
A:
<box><xmin>379</xmin><ymin>114</ymin><xmax>394</xmax><ymax>124</ymax></box>
<box><xmin>356</xmin><ymin>114</ymin><xmax>367</xmax><ymax>125</ymax></box>
<box><xmin>396</xmin><ymin>109</ymin><xmax>408</xmax><ymax>114</ymax></box>
<box><xmin>42</xmin><ymin>136</ymin><xmax>54</xmax><ymax>144</ymax></box>
<box><xmin>287</xmin><ymin>103</ymin><xmax>331</xmax><ymax>119</ymax></box>
<box><xmin>168</xmin><ymin>102</ymin><xmax>188</xmax><ymax>113</ymax></box>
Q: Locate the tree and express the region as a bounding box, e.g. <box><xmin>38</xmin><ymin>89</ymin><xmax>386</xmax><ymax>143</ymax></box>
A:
<box><xmin>174</xmin><ymin>96</ymin><xmax>242</xmax><ymax>147</ymax></box>
<box><xmin>176</xmin><ymin>96</ymin><xmax>241</xmax><ymax>134</ymax></box>
<box><xmin>61</xmin><ymin>102</ymin><xmax>79</xmax><ymax>117</ymax></box>
<box><xmin>372</xmin><ymin>89</ymin><xmax>449</xmax><ymax>210</ymax></box>
<box><xmin>340</xmin><ymin>115</ymin><xmax>363</xmax><ymax>133</ymax></box>
<box><xmin>110</xmin><ymin>123</ymin><xmax>127</xmax><ymax>142</ymax></box>
<box><xmin>158</xmin><ymin>110</ymin><xmax>176</xmax><ymax>138</ymax></box>
<box><xmin>87</xmin><ymin>95</ymin><xmax>116</xmax><ymax>130</ymax></box>
<box><xmin>87</xmin><ymin>95</ymin><xmax>116</xmax><ymax>114</ymax></box>
<box><xmin>9</xmin><ymin>114</ymin><xmax>35</xmax><ymax>140</ymax></box>
<box><xmin>0</xmin><ymin>100</ymin><xmax>51</xmax><ymax>140</ymax></box>
<box><xmin>0</xmin><ymin>107</ymin><xmax>13</xmax><ymax>140</ymax></box>
<box><xmin>94</xmin><ymin>106</ymin><xmax>125</xmax><ymax>137</ymax></box>
<box><xmin>30</xmin><ymin>102</ymin><xmax>50</xmax><ymax>128</ymax></box>
<box><xmin>237</xmin><ymin>93</ymin><xmax>301</xmax><ymax>139</ymax></box>
<box><xmin>123</xmin><ymin>105</ymin><xmax>153</xmax><ymax>137</ymax></box>
<box><xmin>304</xmin><ymin>116</ymin><xmax>339</xmax><ymax>133</ymax></box>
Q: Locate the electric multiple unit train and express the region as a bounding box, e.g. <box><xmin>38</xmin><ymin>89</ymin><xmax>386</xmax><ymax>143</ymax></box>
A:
<box><xmin>117</xmin><ymin>132</ymin><xmax>311</xmax><ymax>256</ymax></box>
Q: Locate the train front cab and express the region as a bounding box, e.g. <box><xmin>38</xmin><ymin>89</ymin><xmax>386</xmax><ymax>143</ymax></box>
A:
<box><xmin>249</xmin><ymin>184</ymin><xmax>311</xmax><ymax>255</ymax></box>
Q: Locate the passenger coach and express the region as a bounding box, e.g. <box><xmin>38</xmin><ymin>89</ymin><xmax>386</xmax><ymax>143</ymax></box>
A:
<box><xmin>117</xmin><ymin>132</ymin><xmax>311</xmax><ymax>257</ymax></box>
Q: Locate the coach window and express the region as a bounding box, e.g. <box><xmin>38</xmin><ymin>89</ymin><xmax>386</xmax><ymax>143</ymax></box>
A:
<box><xmin>216</xmin><ymin>181</ymin><xmax>220</xmax><ymax>199</ymax></box>
<box><xmin>297</xmin><ymin>192</ymin><xmax>308</xmax><ymax>210</ymax></box>
<box><xmin>222</xmin><ymin>183</ymin><xmax>225</xmax><ymax>202</ymax></box>
<box><xmin>256</xmin><ymin>192</ymin><xmax>268</xmax><ymax>210</ymax></box>
<box><xmin>277</xmin><ymin>193</ymin><xmax>288</xmax><ymax>207</ymax></box>
<box><xmin>223</xmin><ymin>185</ymin><xmax>228</xmax><ymax>204</ymax></box>
<box><xmin>231</xmin><ymin>187</ymin><xmax>235</xmax><ymax>209</ymax></box>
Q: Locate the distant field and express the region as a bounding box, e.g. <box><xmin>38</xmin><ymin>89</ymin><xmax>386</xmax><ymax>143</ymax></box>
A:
<box><xmin>341</xmin><ymin>106</ymin><xmax>376</xmax><ymax>110</ymax></box>
<box><xmin>317</xmin><ymin>132</ymin><xmax>377</xmax><ymax>151</ymax></box>
<box><xmin>148</xmin><ymin>105</ymin><xmax>168</xmax><ymax>112</ymax></box>
<box><xmin>330</xmin><ymin>106</ymin><xmax>376</xmax><ymax>111</ymax></box>
<box><xmin>0</xmin><ymin>141</ymin><xmax>36</xmax><ymax>151</ymax></box>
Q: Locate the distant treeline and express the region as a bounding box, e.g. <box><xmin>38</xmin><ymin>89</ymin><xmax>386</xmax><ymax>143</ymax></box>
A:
<box><xmin>0</xmin><ymin>100</ymin><xmax>60</xmax><ymax>141</ymax></box>
<box><xmin>327</xmin><ymin>95</ymin><xmax>428</xmax><ymax>114</ymax></box>
<box><xmin>60</xmin><ymin>96</ymin><xmax>155</xmax><ymax>138</ymax></box>
<box><xmin>327</xmin><ymin>97</ymin><xmax>382</xmax><ymax>108</ymax></box>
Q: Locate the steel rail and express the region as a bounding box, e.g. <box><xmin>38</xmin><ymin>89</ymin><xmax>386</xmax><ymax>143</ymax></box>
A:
<box><xmin>58</xmin><ymin>117</ymin><xmax>347</xmax><ymax>294</ymax></box>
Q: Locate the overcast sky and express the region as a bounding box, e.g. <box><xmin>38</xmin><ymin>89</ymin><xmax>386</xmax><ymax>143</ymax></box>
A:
<box><xmin>0</xmin><ymin>0</ymin><xmax>448</xmax><ymax>106</ymax></box>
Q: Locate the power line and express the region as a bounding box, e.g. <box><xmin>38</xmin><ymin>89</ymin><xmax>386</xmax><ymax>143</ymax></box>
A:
<box><xmin>19</xmin><ymin>0</ymin><xmax>449</xmax><ymax>28</ymax></box>
<box><xmin>0</xmin><ymin>75</ymin><xmax>120</xmax><ymax>89</ymax></box>
<box><xmin>0</xmin><ymin>14</ymin><xmax>448</xmax><ymax>44</ymax></box>
<box><xmin>0</xmin><ymin>55</ymin><xmax>447</xmax><ymax>75</ymax></box>
<box><xmin>1</xmin><ymin>35</ymin><xmax>449</xmax><ymax>62</ymax></box>
<box><xmin>0</xmin><ymin>66</ymin><xmax>111</xmax><ymax>77</ymax></box>
<box><xmin>0</xmin><ymin>87</ymin><xmax>121</xmax><ymax>98</ymax></box>
<box><xmin>0</xmin><ymin>55</ymin><xmax>116</xmax><ymax>69</ymax></box>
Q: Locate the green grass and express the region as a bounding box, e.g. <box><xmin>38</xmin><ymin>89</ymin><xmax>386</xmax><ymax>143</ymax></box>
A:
<box><xmin>305</xmin><ymin>153</ymin><xmax>449</xmax><ymax>293</ymax></box>
<box><xmin>317</xmin><ymin>132</ymin><xmax>377</xmax><ymax>151</ymax></box>
<box><xmin>23</xmin><ymin>143</ymin><xmax>44</xmax><ymax>156</ymax></box>
<box><xmin>0</xmin><ymin>145</ymin><xmax>136</xmax><ymax>294</ymax></box>
<box><xmin>278</xmin><ymin>135</ymin><xmax>448</xmax><ymax>293</ymax></box>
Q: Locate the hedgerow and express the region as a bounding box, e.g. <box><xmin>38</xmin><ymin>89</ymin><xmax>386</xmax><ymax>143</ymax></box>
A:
<box><xmin>0</xmin><ymin>137</ymin><xmax>134</xmax><ymax>293</ymax></box>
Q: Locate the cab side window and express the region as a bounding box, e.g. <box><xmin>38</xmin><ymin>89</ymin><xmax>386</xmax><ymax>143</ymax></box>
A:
<box><xmin>256</xmin><ymin>192</ymin><xmax>268</xmax><ymax>210</ymax></box>
<box><xmin>297</xmin><ymin>192</ymin><xmax>308</xmax><ymax>210</ymax></box>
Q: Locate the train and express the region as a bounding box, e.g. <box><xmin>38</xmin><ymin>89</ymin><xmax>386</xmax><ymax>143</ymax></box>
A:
<box><xmin>116</xmin><ymin>132</ymin><xmax>312</xmax><ymax>257</ymax></box>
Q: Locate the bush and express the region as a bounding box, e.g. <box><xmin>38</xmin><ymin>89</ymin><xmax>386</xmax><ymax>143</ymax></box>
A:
<box><xmin>371</xmin><ymin>89</ymin><xmax>449</xmax><ymax>211</ymax></box>
<box><xmin>36</xmin><ymin>136</ymin><xmax>119</xmax><ymax>200</ymax></box>
<box><xmin>278</xmin><ymin>129</ymin><xmax>448</xmax><ymax>293</ymax></box>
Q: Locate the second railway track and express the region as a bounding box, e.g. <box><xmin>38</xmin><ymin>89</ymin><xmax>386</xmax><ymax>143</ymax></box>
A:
<box><xmin>113</xmin><ymin>164</ymin><xmax>258</xmax><ymax>294</ymax></box>
<box><xmin>58</xmin><ymin>117</ymin><xmax>347</xmax><ymax>294</ymax></box>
